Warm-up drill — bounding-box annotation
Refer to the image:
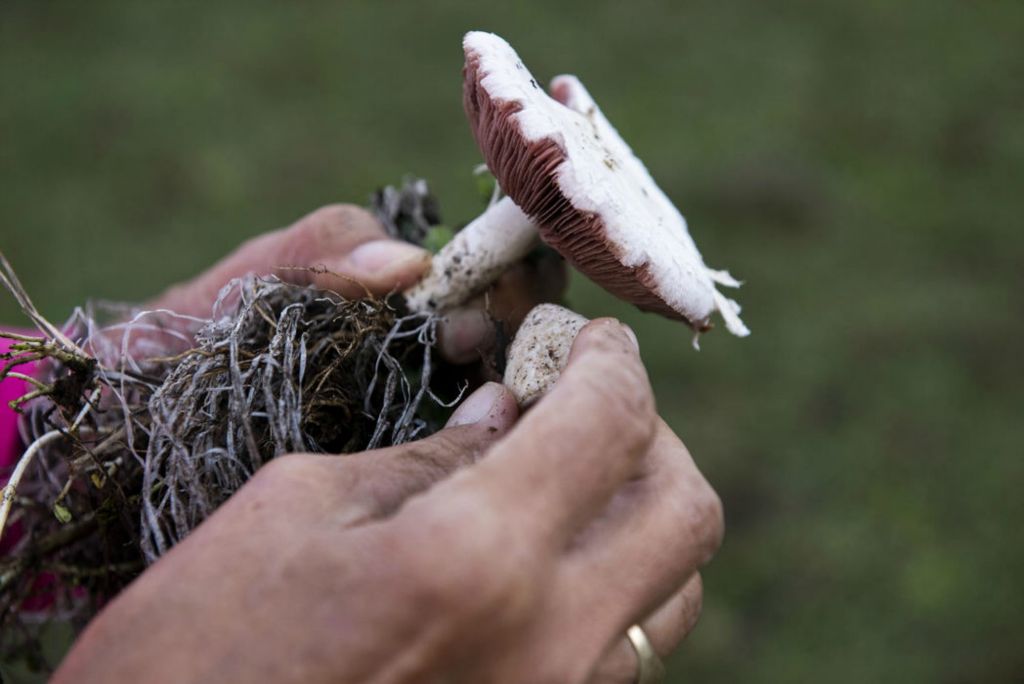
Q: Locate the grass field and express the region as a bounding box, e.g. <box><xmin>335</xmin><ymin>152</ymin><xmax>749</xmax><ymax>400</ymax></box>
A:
<box><xmin>2</xmin><ymin>2</ymin><xmax>1022</xmax><ymax>681</ymax></box>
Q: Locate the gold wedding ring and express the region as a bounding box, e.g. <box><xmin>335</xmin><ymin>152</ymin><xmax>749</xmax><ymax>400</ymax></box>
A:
<box><xmin>626</xmin><ymin>624</ymin><xmax>666</xmax><ymax>684</ymax></box>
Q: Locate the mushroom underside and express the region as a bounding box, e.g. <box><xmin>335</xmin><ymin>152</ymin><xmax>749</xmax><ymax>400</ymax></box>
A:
<box><xmin>464</xmin><ymin>52</ymin><xmax>712</xmax><ymax>331</ymax></box>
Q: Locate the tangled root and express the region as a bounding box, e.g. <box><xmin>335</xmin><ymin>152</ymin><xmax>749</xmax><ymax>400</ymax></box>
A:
<box><xmin>0</xmin><ymin>275</ymin><xmax>462</xmax><ymax>658</ymax></box>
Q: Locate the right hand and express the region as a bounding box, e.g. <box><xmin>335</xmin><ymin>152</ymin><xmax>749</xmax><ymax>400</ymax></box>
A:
<box><xmin>55</xmin><ymin>319</ymin><xmax>723</xmax><ymax>683</ymax></box>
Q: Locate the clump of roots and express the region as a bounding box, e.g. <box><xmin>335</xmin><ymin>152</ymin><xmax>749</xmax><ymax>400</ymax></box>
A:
<box><xmin>139</xmin><ymin>276</ymin><xmax>455</xmax><ymax>560</ymax></box>
<box><xmin>0</xmin><ymin>182</ymin><xmax>466</xmax><ymax>663</ymax></box>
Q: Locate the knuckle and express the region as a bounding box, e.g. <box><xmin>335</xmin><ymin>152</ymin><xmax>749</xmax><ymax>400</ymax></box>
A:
<box><xmin>286</xmin><ymin>204</ymin><xmax>374</xmax><ymax>259</ymax></box>
<box><xmin>579</xmin><ymin>355</ymin><xmax>656</xmax><ymax>448</ymax></box>
<box><xmin>251</xmin><ymin>452</ymin><xmax>319</xmax><ymax>488</ymax></box>
<box><xmin>661</xmin><ymin>466</ymin><xmax>725</xmax><ymax>567</ymax></box>
<box><xmin>659</xmin><ymin>436</ymin><xmax>725</xmax><ymax>565</ymax></box>
<box><xmin>301</xmin><ymin>203</ymin><xmax>364</xmax><ymax>231</ymax></box>
<box><xmin>590</xmin><ymin>335</ymin><xmax>653</xmax><ymax>403</ymax></box>
<box><xmin>690</xmin><ymin>482</ymin><xmax>725</xmax><ymax>562</ymax></box>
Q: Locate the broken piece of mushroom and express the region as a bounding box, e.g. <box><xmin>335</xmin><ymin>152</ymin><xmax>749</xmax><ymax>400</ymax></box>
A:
<box><xmin>503</xmin><ymin>303</ymin><xmax>588</xmax><ymax>406</ymax></box>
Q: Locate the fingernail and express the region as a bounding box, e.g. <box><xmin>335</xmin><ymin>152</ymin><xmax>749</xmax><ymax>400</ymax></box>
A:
<box><xmin>344</xmin><ymin>240</ymin><xmax>430</xmax><ymax>275</ymax></box>
<box><xmin>446</xmin><ymin>382</ymin><xmax>505</xmax><ymax>427</ymax></box>
<box><xmin>621</xmin><ymin>323</ymin><xmax>640</xmax><ymax>351</ymax></box>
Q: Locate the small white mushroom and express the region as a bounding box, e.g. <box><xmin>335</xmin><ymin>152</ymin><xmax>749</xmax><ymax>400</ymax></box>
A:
<box><xmin>503</xmin><ymin>303</ymin><xmax>588</xmax><ymax>407</ymax></box>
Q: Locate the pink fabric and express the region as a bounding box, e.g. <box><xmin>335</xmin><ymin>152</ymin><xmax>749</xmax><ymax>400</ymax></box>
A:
<box><xmin>1</xmin><ymin>328</ymin><xmax>37</xmax><ymax>474</ymax></box>
<box><xmin>1</xmin><ymin>328</ymin><xmax>57</xmax><ymax>609</ymax></box>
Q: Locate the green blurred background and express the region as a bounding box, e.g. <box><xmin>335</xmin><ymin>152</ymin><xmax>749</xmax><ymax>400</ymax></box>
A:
<box><xmin>2</xmin><ymin>1</ymin><xmax>1022</xmax><ymax>681</ymax></box>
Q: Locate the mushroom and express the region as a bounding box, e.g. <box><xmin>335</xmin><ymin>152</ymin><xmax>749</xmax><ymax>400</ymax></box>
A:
<box><xmin>407</xmin><ymin>31</ymin><xmax>747</xmax><ymax>347</ymax></box>
<box><xmin>460</xmin><ymin>31</ymin><xmax>748</xmax><ymax>340</ymax></box>
<box><xmin>409</xmin><ymin>32</ymin><xmax>749</xmax><ymax>407</ymax></box>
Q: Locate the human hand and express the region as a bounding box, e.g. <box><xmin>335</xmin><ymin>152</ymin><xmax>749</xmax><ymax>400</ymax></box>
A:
<box><xmin>150</xmin><ymin>203</ymin><xmax>566</xmax><ymax>365</ymax></box>
<box><xmin>54</xmin><ymin>319</ymin><xmax>723</xmax><ymax>684</ymax></box>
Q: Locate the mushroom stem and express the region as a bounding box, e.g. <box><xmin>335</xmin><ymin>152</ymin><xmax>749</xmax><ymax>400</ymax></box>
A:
<box><xmin>405</xmin><ymin>195</ymin><xmax>539</xmax><ymax>313</ymax></box>
<box><xmin>503</xmin><ymin>303</ymin><xmax>589</xmax><ymax>407</ymax></box>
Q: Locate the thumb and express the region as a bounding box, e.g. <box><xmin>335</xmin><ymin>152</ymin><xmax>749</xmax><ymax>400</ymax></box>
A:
<box><xmin>444</xmin><ymin>381</ymin><xmax>519</xmax><ymax>429</ymax></box>
<box><xmin>336</xmin><ymin>383</ymin><xmax>519</xmax><ymax>521</ymax></box>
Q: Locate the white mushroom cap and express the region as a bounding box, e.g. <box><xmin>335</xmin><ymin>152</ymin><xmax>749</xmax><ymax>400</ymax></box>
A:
<box><xmin>463</xmin><ymin>31</ymin><xmax>749</xmax><ymax>338</ymax></box>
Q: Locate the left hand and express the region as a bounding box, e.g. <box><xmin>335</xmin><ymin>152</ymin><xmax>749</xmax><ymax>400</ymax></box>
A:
<box><xmin>150</xmin><ymin>203</ymin><xmax>567</xmax><ymax>365</ymax></box>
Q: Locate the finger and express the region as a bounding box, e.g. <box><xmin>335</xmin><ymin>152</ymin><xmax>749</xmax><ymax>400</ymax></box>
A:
<box><xmin>436</xmin><ymin>307</ymin><xmax>496</xmax><ymax>365</ymax></box>
<box><xmin>558</xmin><ymin>420</ymin><xmax>724</xmax><ymax>641</ymax></box>
<box><xmin>437</xmin><ymin>250</ymin><xmax>568</xmax><ymax>364</ymax></box>
<box><xmin>305</xmin><ymin>239</ymin><xmax>430</xmax><ymax>298</ymax></box>
<box><xmin>317</xmin><ymin>382</ymin><xmax>519</xmax><ymax>525</ymax></box>
<box><xmin>415</xmin><ymin>318</ymin><xmax>656</xmax><ymax>552</ymax></box>
<box><xmin>153</xmin><ymin>205</ymin><xmax>429</xmax><ymax>316</ymax></box>
<box><xmin>586</xmin><ymin>574</ymin><xmax>704</xmax><ymax>684</ymax></box>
